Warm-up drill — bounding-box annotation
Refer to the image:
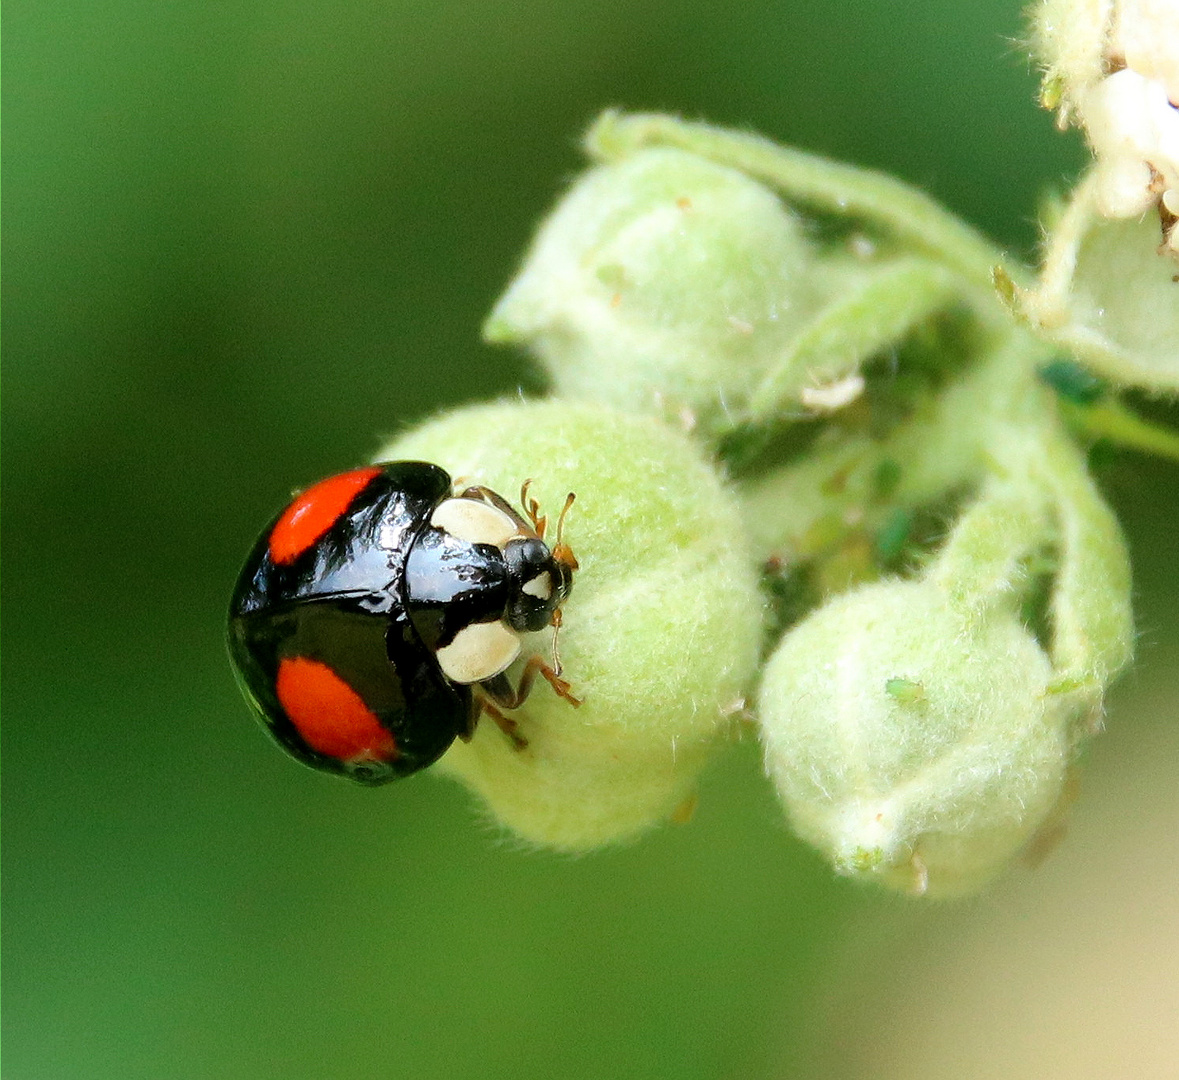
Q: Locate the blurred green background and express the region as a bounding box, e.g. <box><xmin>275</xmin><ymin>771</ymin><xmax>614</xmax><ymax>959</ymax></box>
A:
<box><xmin>6</xmin><ymin>2</ymin><xmax>1178</xmax><ymax>1078</ymax></box>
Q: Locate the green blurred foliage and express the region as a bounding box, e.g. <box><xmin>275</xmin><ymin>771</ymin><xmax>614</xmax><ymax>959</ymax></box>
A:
<box><xmin>5</xmin><ymin>1</ymin><xmax>1174</xmax><ymax>1078</ymax></box>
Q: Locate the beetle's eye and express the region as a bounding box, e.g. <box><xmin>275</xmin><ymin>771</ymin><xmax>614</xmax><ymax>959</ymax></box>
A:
<box><xmin>554</xmin><ymin>558</ymin><xmax>575</xmax><ymax>600</ymax></box>
<box><xmin>504</xmin><ymin>536</ymin><xmax>551</xmax><ymax>579</ymax></box>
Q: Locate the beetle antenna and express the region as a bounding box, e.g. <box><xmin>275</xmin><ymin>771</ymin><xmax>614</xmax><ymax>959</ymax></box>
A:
<box><xmin>550</xmin><ymin>606</ymin><xmax>564</xmax><ymax>677</ymax></box>
<box><xmin>519</xmin><ymin>478</ymin><xmax>546</xmax><ymax>537</ymax></box>
<box><xmin>555</xmin><ymin>492</ymin><xmax>575</xmax><ymax>548</ymax></box>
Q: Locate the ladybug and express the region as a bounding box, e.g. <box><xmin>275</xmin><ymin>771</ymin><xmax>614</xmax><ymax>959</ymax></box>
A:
<box><xmin>228</xmin><ymin>461</ymin><xmax>579</xmax><ymax>785</ymax></box>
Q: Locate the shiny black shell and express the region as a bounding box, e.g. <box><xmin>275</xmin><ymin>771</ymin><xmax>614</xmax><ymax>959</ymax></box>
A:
<box><xmin>228</xmin><ymin>461</ymin><xmax>472</xmax><ymax>785</ymax></box>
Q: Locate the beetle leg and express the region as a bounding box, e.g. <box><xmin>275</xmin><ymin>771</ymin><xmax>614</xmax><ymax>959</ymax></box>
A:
<box><xmin>536</xmin><ymin>657</ymin><xmax>581</xmax><ymax>706</ymax></box>
<box><xmin>482</xmin><ymin>655</ymin><xmax>581</xmax><ymax>710</ymax></box>
<box><xmin>458</xmin><ymin>485</ymin><xmax>535</xmax><ymax>535</ymax></box>
<box><xmin>458</xmin><ymin>694</ymin><xmax>481</xmax><ymax>742</ymax></box>
<box><xmin>475</xmin><ymin>694</ymin><xmax>529</xmax><ymax>749</ymax></box>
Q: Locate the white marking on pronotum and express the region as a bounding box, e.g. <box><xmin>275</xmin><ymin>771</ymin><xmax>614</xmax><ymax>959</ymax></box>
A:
<box><xmin>430</xmin><ymin>498</ymin><xmax>519</xmax><ymax>548</ymax></box>
<box><xmin>435</xmin><ymin>621</ymin><xmax>522</xmax><ymax>684</ymax></box>
<box><xmin>521</xmin><ymin>572</ymin><xmax>553</xmax><ymax>600</ymax></box>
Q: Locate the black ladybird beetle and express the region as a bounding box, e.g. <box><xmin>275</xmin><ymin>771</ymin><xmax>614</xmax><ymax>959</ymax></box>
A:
<box><xmin>228</xmin><ymin>461</ymin><xmax>579</xmax><ymax>785</ymax></box>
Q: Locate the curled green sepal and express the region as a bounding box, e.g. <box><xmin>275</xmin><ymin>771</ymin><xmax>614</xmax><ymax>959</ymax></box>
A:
<box><xmin>1035</xmin><ymin>421</ymin><xmax>1134</xmax><ymax>731</ymax></box>
<box><xmin>586</xmin><ymin>110</ymin><xmax>1017</xmax><ymax>301</ymax></box>
<box><xmin>743</xmin><ymin>255</ymin><xmax>959</xmax><ymax>425</ymax></box>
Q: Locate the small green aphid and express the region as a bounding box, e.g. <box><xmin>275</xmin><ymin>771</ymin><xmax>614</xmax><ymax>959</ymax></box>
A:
<box><xmin>885</xmin><ymin>677</ymin><xmax>927</xmax><ymax>705</ymax></box>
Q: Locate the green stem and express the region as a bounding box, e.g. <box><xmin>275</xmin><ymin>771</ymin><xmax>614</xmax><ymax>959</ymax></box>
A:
<box><xmin>1020</xmin><ymin>170</ymin><xmax>1098</xmax><ymax>329</ymax></box>
<box><xmin>1059</xmin><ymin>397</ymin><xmax>1179</xmax><ymax>463</ymax></box>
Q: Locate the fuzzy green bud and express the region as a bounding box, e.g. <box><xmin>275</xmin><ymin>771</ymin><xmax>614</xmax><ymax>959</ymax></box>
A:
<box><xmin>484</xmin><ymin>146</ymin><xmax>822</xmax><ymax>435</ymax></box>
<box><xmin>380</xmin><ymin>400</ymin><xmax>763</xmax><ymax>850</ymax></box>
<box><xmin>757</xmin><ymin>578</ymin><xmax>1069</xmax><ymax>897</ymax></box>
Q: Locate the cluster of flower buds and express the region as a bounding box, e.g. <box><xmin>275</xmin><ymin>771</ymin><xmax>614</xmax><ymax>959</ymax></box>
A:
<box><xmin>385</xmin><ymin>93</ymin><xmax>1161</xmax><ymax>893</ymax></box>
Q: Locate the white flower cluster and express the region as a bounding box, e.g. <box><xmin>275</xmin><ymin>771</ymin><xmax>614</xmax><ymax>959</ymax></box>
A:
<box><xmin>1034</xmin><ymin>0</ymin><xmax>1179</xmax><ymax>252</ymax></box>
<box><xmin>1014</xmin><ymin>0</ymin><xmax>1179</xmax><ymax>390</ymax></box>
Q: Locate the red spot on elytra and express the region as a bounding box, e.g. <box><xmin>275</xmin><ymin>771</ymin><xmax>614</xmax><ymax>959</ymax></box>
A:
<box><xmin>268</xmin><ymin>467</ymin><xmax>382</xmax><ymax>565</ymax></box>
<box><xmin>275</xmin><ymin>656</ymin><xmax>398</xmax><ymax>763</ymax></box>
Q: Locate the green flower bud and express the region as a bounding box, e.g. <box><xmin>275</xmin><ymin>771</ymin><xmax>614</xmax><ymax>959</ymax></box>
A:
<box><xmin>757</xmin><ymin>579</ymin><xmax>1069</xmax><ymax>897</ymax></box>
<box><xmin>379</xmin><ymin>400</ymin><xmax>763</xmax><ymax>850</ymax></box>
<box><xmin>484</xmin><ymin>146</ymin><xmax>821</xmax><ymax>435</ymax></box>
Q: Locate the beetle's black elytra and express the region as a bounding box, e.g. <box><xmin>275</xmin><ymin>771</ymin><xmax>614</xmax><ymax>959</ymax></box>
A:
<box><xmin>229</xmin><ymin>461</ymin><xmax>578</xmax><ymax>784</ymax></box>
